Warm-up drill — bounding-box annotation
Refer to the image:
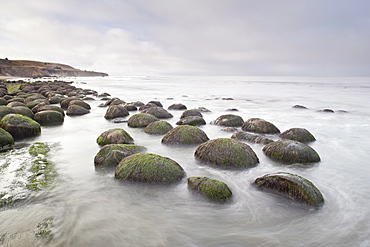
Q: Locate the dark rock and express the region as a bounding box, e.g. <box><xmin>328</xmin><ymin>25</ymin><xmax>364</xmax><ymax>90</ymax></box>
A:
<box><xmin>12</xmin><ymin>106</ymin><xmax>35</xmax><ymax>119</ymax></box>
<box><xmin>226</xmin><ymin>108</ymin><xmax>238</xmax><ymax>112</ymax></box>
<box><xmin>211</xmin><ymin>114</ymin><xmax>244</xmax><ymax>127</ymax></box>
<box><xmin>231</xmin><ymin>131</ymin><xmax>274</xmax><ymax>144</ymax></box>
<box><xmin>66</xmin><ymin>105</ymin><xmax>90</xmax><ymax>116</ymax></box>
<box><xmin>144</xmin><ymin>120</ymin><xmax>173</xmax><ymax>135</ymax></box>
<box><xmin>7</xmin><ymin>101</ymin><xmax>25</xmax><ymax>107</ymax></box>
<box><xmin>188</xmin><ymin>177</ymin><xmax>232</xmax><ymax>203</ymax></box>
<box><xmin>176</xmin><ymin>116</ymin><xmax>206</xmax><ymax>126</ymax></box>
<box><xmin>242</xmin><ymin>118</ymin><xmax>280</xmax><ymax>134</ymax></box>
<box><xmin>148</xmin><ymin>101</ymin><xmax>163</xmax><ymax>107</ymax></box>
<box><xmin>0</xmin><ymin>127</ymin><xmax>14</xmax><ymax>150</ymax></box>
<box><xmin>104</xmin><ymin>105</ymin><xmax>129</xmax><ymax>120</ymax></box>
<box><xmin>37</xmin><ymin>105</ymin><xmax>65</xmax><ymax>116</ymax></box>
<box><xmin>162</xmin><ymin>125</ymin><xmax>209</xmax><ymax>145</ymax></box>
<box><xmin>293</xmin><ymin>105</ymin><xmax>308</xmax><ymax>109</ymax></box>
<box><xmin>0</xmin><ymin>106</ymin><xmax>16</xmax><ymax>120</ymax></box>
<box><xmin>221</xmin><ymin>127</ymin><xmax>238</xmax><ymax>132</ymax></box>
<box><xmin>97</xmin><ymin>128</ymin><xmax>134</xmax><ymax>146</ymax></box>
<box><xmin>180</xmin><ymin>109</ymin><xmax>203</xmax><ymax>118</ymax></box>
<box><xmin>127</xmin><ymin>113</ymin><xmax>159</xmax><ymax>128</ymax></box>
<box><xmin>142</xmin><ymin>107</ymin><xmax>173</xmax><ymax>119</ymax></box>
<box><xmin>60</xmin><ymin>97</ymin><xmax>80</xmax><ymax>109</ymax></box>
<box><xmin>34</xmin><ymin>110</ymin><xmax>64</xmax><ymax>126</ymax></box>
<box><xmin>168</xmin><ymin>103</ymin><xmax>187</xmax><ymax>110</ymax></box>
<box><xmin>69</xmin><ymin>99</ymin><xmax>91</xmax><ymax>110</ymax></box>
<box><xmin>279</xmin><ymin>128</ymin><xmax>316</xmax><ymax>143</ymax></box>
<box><xmin>139</xmin><ymin>103</ymin><xmax>158</xmax><ymax>111</ymax></box>
<box><xmin>320</xmin><ymin>109</ymin><xmax>335</xmax><ymax>113</ymax></box>
<box><xmin>0</xmin><ymin>114</ymin><xmax>41</xmax><ymax>140</ymax></box>
<box><xmin>123</xmin><ymin>103</ymin><xmax>137</xmax><ymax>111</ymax></box>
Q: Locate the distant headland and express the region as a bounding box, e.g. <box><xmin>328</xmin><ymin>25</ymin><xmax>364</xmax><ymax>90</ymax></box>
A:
<box><xmin>0</xmin><ymin>58</ymin><xmax>108</xmax><ymax>78</ymax></box>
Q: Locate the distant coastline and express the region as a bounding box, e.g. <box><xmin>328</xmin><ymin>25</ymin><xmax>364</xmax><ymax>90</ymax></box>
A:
<box><xmin>0</xmin><ymin>58</ymin><xmax>108</xmax><ymax>78</ymax></box>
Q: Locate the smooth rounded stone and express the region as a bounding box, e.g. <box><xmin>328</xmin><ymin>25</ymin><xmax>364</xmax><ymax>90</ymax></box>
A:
<box><xmin>139</xmin><ymin>103</ymin><xmax>158</xmax><ymax>111</ymax></box>
<box><xmin>48</xmin><ymin>96</ymin><xmax>62</xmax><ymax>104</ymax></box>
<box><xmin>97</xmin><ymin>128</ymin><xmax>134</xmax><ymax>146</ymax></box>
<box><xmin>226</xmin><ymin>108</ymin><xmax>238</xmax><ymax>112</ymax></box>
<box><xmin>188</xmin><ymin>177</ymin><xmax>233</xmax><ymax>203</ymax></box>
<box><xmin>37</xmin><ymin>105</ymin><xmax>65</xmax><ymax>116</ymax></box>
<box><xmin>262</xmin><ymin>140</ymin><xmax>320</xmax><ymax>164</ymax></box>
<box><xmin>0</xmin><ymin>106</ymin><xmax>16</xmax><ymax>120</ymax></box>
<box><xmin>0</xmin><ymin>114</ymin><xmax>41</xmax><ymax>140</ymax></box>
<box><xmin>231</xmin><ymin>131</ymin><xmax>274</xmax><ymax>144</ymax></box>
<box><xmin>194</xmin><ymin>138</ymin><xmax>259</xmax><ymax>168</ymax></box>
<box><xmin>180</xmin><ymin>109</ymin><xmax>203</xmax><ymax>118</ymax></box>
<box><xmin>0</xmin><ymin>127</ymin><xmax>14</xmax><ymax>150</ymax></box>
<box><xmin>0</xmin><ymin>98</ymin><xmax>7</xmax><ymax>105</ymax></box>
<box><xmin>141</xmin><ymin>107</ymin><xmax>173</xmax><ymax>119</ymax></box>
<box><xmin>69</xmin><ymin>99</ymin><xmax>91</xmax><ymax>110</ymax></box>
<box><xmin>98</xmin><ymin>92</ymin><xmax>111</xmax><ymax>97</ymax></box>
<box><xmin>148</xmin><ymin>100</ymin><xmax>163</xmax><ymax>107</ymax></box>
<box><xmin>279</xmin><ymin>128</ymin><xmax>316</xmax><ymax>143</ymax></box>
<box><xmin>94</xmin><ymin>144</ymin><xmax>146</xmax><ymax>169</ymax></box>
<box><xmin>253</xmin><ymin>172</ymin><xmax>324</xmax><ymax>207</ymax></box>
<box><xmin>110</xmin><ymin>98</ymin><xmax>126</xmax><ymax>106</ymax></box>
<box><xmin>12</xmin><ymin>106</ymin><xmax>35</xmax><ymax>119</ymax></box>
<box><xmin>60</xmin><ymin>97</ymin><xmax>80</xmax><ymax>109</ymax></box>
<box><xmin>66</xmin><ymin>105</ymin><xmax>90</xmax><ymax>116</ymax></box>
<box><xmin>123</xmin><ymin>103</ymin><xmax>137</xmax><ymax>111</ymax></box>
<box><xmin>115</xmin><ymin>153</ymin><xmax>186</xmax><ymax>183</ymax></box>
<box><xmin>34</xmin><ymin>110</ymin><xmax>64</xmax><ymax>126</ymax></box>
<box><xmin>24</xmin><ymin>94</ymin><xmax>47</xmax><ymax>104</ymax></box>
<box><xmin>293</xmin><ymin>105</ymin><xmax>308</xmax><ymax>109</ymax></box>
<box><xmin>30</xmin><ymin>102</ymin><xmax>48</xmax><ymax>113</ymax></box>
<box><xmin>127</xmin><ymin>113</ymin><xmax>159</xmax><ymax>128</ymax></box>
<box><xmin>242</xmin><ymin>118</ymin><xmax>280</xmax><ymax>134</ymax></box>
<box><xmin>320</xmin><ymin>109</ymin><xmax>335</xmax><ymax>113</ymax></box>
<box><xmin>176</xmin><ymin>116</ymin><xmax>206</xmax><ymax>126</ymax></box>
<box><xmin>144</xmin><ymin>120</ymin><xmax>173</xmax><ymax>135</ymax></box>
<box><xmin>7</xmin><ymin>101</ymin><xmax>25</xmax><ymax>107</ymax></box>
<box><xmin>133</xmin><ymin>101</ymin><xmax>144</xmax><ymax>107</ymax></box>
<box><xmin>196</xmin><ymin>107</ymin><xmax>211</xmax><ymax>113</ymax></box>
<box><xmin>211</xmin><ymin>114</ymin><xmax>244</xmax><ymax>127</ymax></box>
<box><xmin>104</xmin><ymin>105</ymin><xmax>129</xmax><ymax>120</ymax></box>
<box><xmin>168</xmin><ymin>103</ymin><xmax>187</xmax><ymax>110</ymax></box>
<box><xmin>162</xmin><ymin>125</ymin><xmax>209</xmax><ymax>145</ymax></box>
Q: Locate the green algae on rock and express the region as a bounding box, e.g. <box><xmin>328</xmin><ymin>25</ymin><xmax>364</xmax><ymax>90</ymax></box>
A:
<box><xmin>242</xmin><ymin>118</ymin><xmax>280</xmax><ymax>134</ymax></box>
<box><xmin>0</xmin><ymin>113</ymin><xmax>41</xmax><ymax>140</ymax></box>
<box><xmin>162</xmin><ymin>125</ymin><xmax>209</xmax><ymax>145</ymax></box>
<box><xmin>104</xmin><ymin>104</ymin><xmax>129</xmax><ymax>120</ymax></box>
<box><xmin>97</xmin><ymin>128</ymin><xmax>134</xmax><ymax>146</ymax></box>
<box><xmin>188</xmin><ymin>177</ymin><xmax>233</xmax><ymax>203</ymax></box>
<box><xmin>144</xmin><ymin>120</ymin><xmax>173</xmax><ymax>135</ymax></box>
<box><xmin>176</xmin><ymin>116</ymin><xmax>206</xmax><ymax>126</ymax></box>
<box><xmin>34</xmin><ymin>110</ymin><xmax>64</xmax><ymax>126</ymax></box>
<box><xmin>210</xmin><ymin>114</ymin><xmax>244</xmax><ymax>127</ymax></box>
<box><xmin>115</xmin><ymin>153</ymin><xmax>186</xmax><ymax>183</ymax></box>
<box><xmin>127</xmin><ymin>113</ymin><xmax>159</xmax><ymax>128</ymax></box>
<box><xmin>0</xmin><ymin>127</ymin><xmax>14</xmax><ymax>150</ymax></box>
<box><xmin>262</xmin><ymin>139</ymin><xmax>320</xmax><ymax>164</ymax></box>
<box><xmin>279</xmin><ymin>128</ymin><xmax>316</xmax><ymax>143</ymax></box>
<box><xmin>141</xmin><ymin>106</ymin><xmax>173</xmax><ymax>119</ymax></box>
<box><xmin>194</xmin><ymin>138</ymin><xmax>259</xmax><ymax>168</ymax></box>
<box><xmin>253</xmin><ymin>172</ymin><xmax>324</xmax><ymax>207</ymax></box>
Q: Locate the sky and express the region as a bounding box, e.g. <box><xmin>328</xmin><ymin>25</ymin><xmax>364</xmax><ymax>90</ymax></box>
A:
<box><xmin>1</xmin><ymin>0</ymin><xmax>370</xmax><ymax>76</ymax></box>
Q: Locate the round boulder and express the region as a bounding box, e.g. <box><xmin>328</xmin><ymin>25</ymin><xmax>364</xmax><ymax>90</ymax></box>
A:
<box><xmin>115</xmin><ymin>153</ymin><xmax>186</xmax><ymax>183</ymax></box>
<box><xmin>104</xmin><ymin>105</ymin><xmax>129</xmax><ymax>120</ymax></box>
<box><xmin>37</xmin><ymin>105</ymin><xmax>65</xmax><ymax>116</ymax></box>
<box><xmin>162</xmin><ymin>125</ymin><xmax>209</xmax><ymax>145</ymax></box>
<box><xmin>142</xmin><ymin>107</ymin><xmax>173</xmax><ymax>119</ymax></box>
<box><xmin>242</xmin><ymin>118</ymin><xmax>280</xmax><ymax>134</ymax></box>
<box><xmin>127</xmin><ymin>113</ymin><xmax>159</xmax><ymax>128</ymax></box>
<box><xmin>194</xmin><ymin>138</ymin><xmax>259</xmax><ymax>168</ymax></box>
<box><xmin>231</xmin><ymin>131</ymin><xmax>274</xmax><ymax>145</ymax></box>
<box><xmin>168</xmin><ymin>103</ymin><xmax>187</xmax><ymax>110</ymax></box>
<box><xmin>0</xmin><ymin>106</ymin><xmax>16</xmax><ymax>120</ymax></box>
<box><xmin>279</xmin><ymin>128</ymin><xmax>316</xmax><ymax>143</ymax></box>
<box><xmin>97</xmin><ymin>128</ymin><xmax>134</xmax><ymax>146</ymax></box>
<box><xmin>66</xmin><ymin>105</ymin><xmax>90</xmax><ymax>116</ymax></box>
<box><xmin>262</xmin><ymin>140</ymin><xmax>320</xmax><ymax>164</ymax></box>
<box><xmin>34</xmin><ymin>110</ymin><xmax>64</xmax><ymax>126</ymax></box>
<box><xmin>211</xmin><ymin>114</ymin><xmax>244</xmax><ymax>127</ymax></box>
<box><xmin>253</xmin><ymin>172</ymin><xmax>324</xmax><ymax>207</ymax></box>
<box><xmin>176</xmin><ymin>116</ymin><xmax>206</xmax><ymax>126</ymax></box>
<box><xmin>0</xmin><ymin>114</ymin><xmax>41</xmax><ymax>140</ymax></box>
<box><xmin>0</xmin><ymin>127</ymin><xmax>14</xmax><ymax>150</ymax></box>
<box><xmin>144</xmin><ymin>120</ymin><xmax>173</xmax><ymax>135</ymax></box>
<box><xmin>12</xmin><ymin>106</ymin><xmax>35</xmax><ymax>119</ymax></box>
<box><xmin>188</xmin><ymin>177</ymin><xmax>232</xmax><ymax>203</ymax></box>
<box><xmin>181</xmin><ymin>109</ymin><xmax>202</xmax><ymax>118</ymax></box>
<box><xmin>69</xmin><ymin>99</ymin><xmax>91</xmax><ymax>110</ymax></box>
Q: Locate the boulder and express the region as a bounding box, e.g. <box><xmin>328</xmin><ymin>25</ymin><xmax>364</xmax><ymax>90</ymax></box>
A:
<box><xmin>141</xmin><ymin>106</ymin><xmax>173</xmax><ymax>119</ymax></box>
<box><xmin>66</xmin><ymin>105</ymin><xmax>90</xmax><ymax>116</ymax></box>
<box><xmin>279</xmin><ymin>128</ymin><xmax>316</xmax><ymax>143</ymax></box>
<box><xmin>211</xmin><ymin>114</ymin><xmax>244</xmax><ymax>127</ymax></box>
<box><xmin>123</xmin><ymin>103</ymin><xmax>137</xmax><ymax>111</ymax></box>
<box><xmin>115</xmin><ymin>153</ymin><xmax>186</xmax><ymax>183</ymax></box>
<box><xmin>176</xmin><ymin>116</ymin><xmax>206</xmax><ymax>126</ymax></box>
<box><xmin>242</xmin><ymin>118</ymin><xmax>280</xmax><ymax>134</ymax></box>
<box><xmin>7</xmin><ymin>101</ymin><xmax>25</xmax><ymax>107</ymax></box>
<box><xmin>253</xmin><ymin>172</ymin><xmax>324</xmax><ymax>207</ymax></box>
<box><xmin>144</xmin><ymin>120</ymin><xmax>173</xmax><ymax>135</ymax></box>
<box><xmin>168</xmin><ymin>103</ymin><xmax>187</xmax><ymax>110</ymax></box>
<box><xmin>97</xmin><ymin>128</ymin><xmax>134</xmax><ymax>146</ymax></box>
<box><xmin>180</xmin><ymin>109</ymin><xmax>203</xmax><ymax>118</ymax></box>
<box><xmin>34</xmin><ymin>110</ymin><xmax>64</xmax><ymax>126</ymax></box>
<box><xmin>0</xmin><ymin>127</ymin><xmax>14</xmax><ymax>150</ymax></box>
<box><xmin>69</xmin><ymin>99</ymin><xmax>91</xmax><ymax>110</ymax></box>
<box><xmin>104</xmin><ymin>105</ymin><xmax>129</xmax><ymax>120</ymax></box>
<box><xmin>0</xmin><ymin>106</ymin><xmax>16</xmax><ymax>120</ymax></box>
<box><xmin>194</xmin><ymin>138</ymin><xmax>259</xmax><ymax>168</ymax></box>
<box><xmin>60</xmin><ymin>97</ymin><xmax>80</xmax><ymax>109</ymax></box>
<box><xmin>12</xmin><ymin>106</ymin><xmax>35</xmax><ymax>119</ymax></box>
<box><xmin>148</xmin><ymin>101</ymin><xmax>163</xmax><ymax>107</ymax></box>
<box><xmin>188</xmin><ymin>177</ymin><xmax>232</xmax><ymax>203</ymax></box>
<box><xmin>162</xmin><ymin>125</ymin><xmax>209</xmax><ymax>145</ymax></box>
<box><xmin>0</xmin><ymin>114</ymin><xmax>41</xmax><ymax>140</ymax></box>
<box><xmin>231</xmin><ymin>131</ymin><xmax>274</xmax><ymax>144</ymax></box>
<box><xmin>94</xmin><ymin>144</ymin><xmax>146</xmax><ymax>169</ymax></box>
<box><xmin>127</xmin><ymin>113</ymin><xmax>159</xmax><ymax>128</ymax></box>
<box><xmin>139</xmin><ymin>103</ymin><xmax>158</xmax><ymax>111</ymax></box>
<box><xmin>262</xmin><ymin>140</ymin><xmax>320</xmax><ymax>164</ymax></box>
<box><xmin>0</xmin><ymin>98</ymin><xmax>7</xmax><ymax>105</ymax></box>
<box><xmin>37</xmin><ymin>105</ymin><xmax>65</xmax><ymax>116</ymax></box>
<box><xmin>48</xmin><ymin>96</ymin><xmax>62</xmax><ymax>104</ymax></box>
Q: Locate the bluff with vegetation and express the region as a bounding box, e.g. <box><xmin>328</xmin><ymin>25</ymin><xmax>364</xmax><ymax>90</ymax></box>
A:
<box><xmin>0</xmin><ymin>58</ymin><xmax>108</xmax><ymax>78</ymax></box>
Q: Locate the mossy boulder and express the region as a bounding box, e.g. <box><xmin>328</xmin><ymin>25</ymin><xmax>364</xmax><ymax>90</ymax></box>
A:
<box><xmin>194</xmin><ymin>138</ymin><xmax>259</xmax><ymax>168</ymax></box>
<box><xmin>60</xmin><ymin>97</ymin><xmax>80</xmax><ymax>109</ymax></box>
<box><xmin>0</xmin><ymin>114</ymin><xmax>41</xmax><ymax>140</ymax></box>
<box><xmin>69</xmin><ymin>99</ymin><xmax>91</xmax><ymax>110</ymax></box>
<box><xmin>188</xmin><ymin>177</ymin><xmax>232</xmax><ymax>203</ymax></box>
<box><xmin>12</xmin><ymin>106</ymin><xmax>35</xmax><ymax>119</ymax></box>
<box><xmin>34</xmin><ymin>110</ymin><xmax>64</xmax><ymax>126</ymax></box>
<box><xmin>279</xmin><ymin>128</ymin><xmax>316</xmax><ymax>143</ymax></box>
<box><xmin>162</xmin><ymin>125</ymin><xmax>209</xmax><ymax>145</ymax></box>
<box><xmin>127</xmin><ymin>113</ymin><xmax>159</xmax><ymax>128</ymax></box>
<box><xmin>0</xmin><ymin>98</ymin><xmax>7</xmax><ymax>105</ymax></box>
<box><xmin>0</xmin><ymin>106</ymin><xmax>16</xmax><ymax>120</ymax></box>
<box><xmin>262</xmin><ymin>140</ymin><xmax>320</xmax><ymax>164</ymax></box>
<box><xmin>180</xmin><ymin>109</ymin><xmax>203</xmax><ymax>118</ymax></box>
<box><xmin>231</xmin><ymin>131</ymin><xmax>274</xmax><ymax>144</ymax></box>
<box><xmin>176</xmin><ymin>116</ymin><xmax>206</xmax><ymax>126</ymax></box>
<box><xmin>142</xmin><ymin>107</ymin><xmax>173</xmax><ymax>119</ymax></box>
<box><xmin>97</xmin><ymin>128</ymin><xmax>134</xmax><ymax>146</ymax></box>
<box><xmin>242</xmin><ymin>118</ymin><xmax>280</xmax><ymax>134</ymax></box>
<box><xmin>253</xmin><ymin>172</ymin><xmax>324</xmax><ymax>207</ymax></box>
<box><xmin>66</xmin><ymin>105</ymin><xmax>90</xmax><ymax>116</ymax></box>
<box><xmin>94</xmin><ymin>144</ymin><xmax>146</xmax><ymax>169</ymax></box>
<box><xmin>211</xmin><ymin>114</ymin><xmax>244</xmax><ymax>127</ymax></box>
<box><xmin>115</xmin><ymin>153</ymin><xmax>186</xmax><ymax>183</ymax></box>
<box><xmin>123</xmin><ymin>103</ymin><xmax>137</xmax><ymax>111</ymax></box>
<box><xmin>168</xmin><ymin>103</ymin><xmax>187</xmax><ymax>110</ymax></box>
<box><xmin>7</xmin><ymin>101</ymin><xmax>25</xmax><ymax>107</ymax></box>
<box><xmin>144</xmin><ymin>120</ymin><xmax>173</xmax><ymax>135</ymax></box>
<box><xmin>37</xmin><ymin>105</ymin><xmax>65</xmax><ymax>116</ymax></box>
<box><xmin>0</xmin><ymin>127</ymin><xmax>14</xmax><ymax>150</ymax></box>
<box><xmin>104</xmin><ymin>105</ymin><xmax>129</xmax><ymax>119</ymax></box>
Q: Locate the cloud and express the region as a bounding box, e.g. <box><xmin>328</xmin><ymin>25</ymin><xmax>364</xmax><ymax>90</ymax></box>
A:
<box><xmin>1</xmin><ymin>0</ymin><xmax>370</xmax><ymax>76</ymax></box>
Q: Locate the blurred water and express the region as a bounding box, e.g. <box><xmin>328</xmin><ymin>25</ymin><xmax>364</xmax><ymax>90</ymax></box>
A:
<box><xmin>1</xmin><ymin>76</ymin><xmax>370</xmax><ymax>247</ymax></box>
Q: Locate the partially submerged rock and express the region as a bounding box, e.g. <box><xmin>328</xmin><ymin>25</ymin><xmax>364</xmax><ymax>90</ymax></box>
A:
<box><xmin>104</xmin><ymin>104</ymin><xmax>129</xmax><ymax>120</ymax></box>
<box><xmin>162</xmin><ymin>125</ymin><xmax>209</xmax><ymax>145</ymax></box>
<box><xmin>180</xmin><ymin>109</ymin><xmax>203</xmax><ymax>118</ymax></box>
<box><xmin>176</xmin><ymin>116</ymin><xmax>206</xmax><ymax>126</ymax></box>
<box><xmin>34</xmin><ymin>110</ymin><xmax>64</xmax><ymax>126</ymax></box>
<box><xmin>0</xmin><ymin>114</ymin><xmax>41</xmax><ymax>140</ymax></box>
<box><xmin>242</xmin><ymin>118</ymin><xmax>280</xmax><ymax>134</ymax></box>
<box><xmin>0</xmin><ymin>127</ymin><xmax>14</xmax><ymax>150</ymax></box>
<box><xmin>194</xmin><ymin>138</ymin><xmax>259</xmax><ymax>168</ymax></box>
<box><xmin>188</xmin><ymin>177</ymin><xmax>232</xmax><ymax>203</ymax></box>
<box><xmin>231</xmin><ymin>131</ymin><xmax>274</xmax><ymax>144</ymax></box>
<box><xmin>144</xmin><ymin>120</ymin><xmax>173</xmax><ymax>135</ymax></box>
<box><xmin>115</xmin><ymin>153</ymin><xmax>186</xmax><ymax>183</ymax></box>
<box><xmin>253</xmin><ymin>172</ymin><xmax>324</xmax><ymax>207</ymax></box>
<box><xmin>141</xmin><ymin>106</ymin><xmax>173</xmax><ymax>119</ymax></box>
<box><xmin>127</xmin><ymin>113</ymin><xmax>159</xmax><ymax>128</ymax></box>
<box><xmin>279</xmin><ymin>128</ymin><xmax>316</xmax><ymax>143</ymax></box>
<box><xmin>0</xmin><ymin>106</ymin><xmax>16</xmax><ymax>120</ymax></box>
<box><xmin>263</xmin><ymin>140</ymin><xmax>320</xmax><ymax>164</ymax></box>
<box><xmin>97</xmin><ymin>128</ymin><xmax>134</xmax><ymax>146</ymax></box>
<box><xmin>66</xmin><ymin>105</ymin><xmax>90</xmax><ymax>116</ymax></box>
<box><xmin>211</xmin><ymin>114</ymin><xmax>244</xmax><ymax>127</ymax></box>
<box><xmin>168</xmin><ymin>103</ymin><xmax>187</xmax><ymax>110</ymax></box>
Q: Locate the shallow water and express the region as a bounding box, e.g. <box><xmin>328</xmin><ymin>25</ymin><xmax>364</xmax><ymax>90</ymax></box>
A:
<box><xmin>1</xmin><ymin>76</ymin><xmax>370</xmax><ymax>246</ymax></box>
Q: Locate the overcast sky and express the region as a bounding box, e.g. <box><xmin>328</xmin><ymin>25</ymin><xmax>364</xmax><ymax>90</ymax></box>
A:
<box><xmin>1</xmin><ymin>0</ymin><xmax>369</xmax><ymax>76</ymax></box>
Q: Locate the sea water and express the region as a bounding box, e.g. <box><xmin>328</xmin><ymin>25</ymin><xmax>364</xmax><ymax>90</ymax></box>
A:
<box><xmin>1</xmin><ymin>76</ymin><xmax>370</xmax><ymax>247</ymax></box>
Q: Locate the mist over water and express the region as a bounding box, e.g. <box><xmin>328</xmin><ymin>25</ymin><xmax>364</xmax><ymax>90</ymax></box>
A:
<box><xmin>1</xmin><ymin>76</ymin><xmax>370</xmax><ymax>246</ymax></box>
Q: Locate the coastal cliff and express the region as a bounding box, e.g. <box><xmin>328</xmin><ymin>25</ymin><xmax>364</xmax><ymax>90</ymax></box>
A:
<box><xmin>0</xmin><ymin>59</ymin><xmax>108</xmax><ymax>78</ymax></box>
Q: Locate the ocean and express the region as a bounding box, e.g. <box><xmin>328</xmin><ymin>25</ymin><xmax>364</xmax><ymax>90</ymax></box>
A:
<box><xmin>1</xmin><ymin>76</ymin><xmax>370</xmax><ymax>246</ymax></box>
